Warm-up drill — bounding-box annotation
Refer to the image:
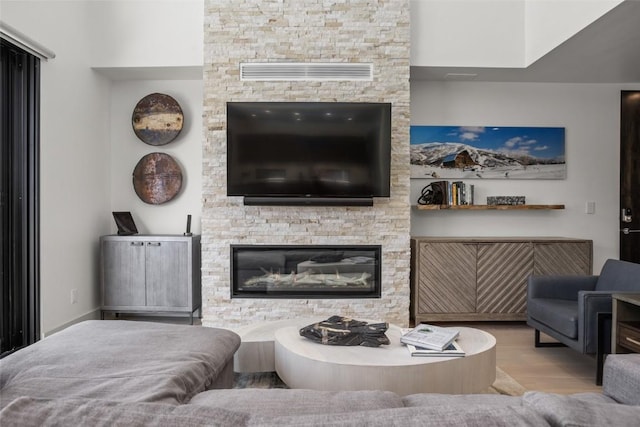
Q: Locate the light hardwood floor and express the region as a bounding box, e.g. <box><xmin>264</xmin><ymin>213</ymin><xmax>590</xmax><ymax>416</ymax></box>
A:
<box><xmin>447</xmin><ymin>322</ymin><xmax>602</xmax><ymax>394</ymax></box>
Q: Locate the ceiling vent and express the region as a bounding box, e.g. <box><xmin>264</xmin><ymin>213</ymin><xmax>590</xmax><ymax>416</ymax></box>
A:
<box><xmin>240</xmin><ymin>62</ymin><xmax>373</xmax><ymax>81</ymax></box>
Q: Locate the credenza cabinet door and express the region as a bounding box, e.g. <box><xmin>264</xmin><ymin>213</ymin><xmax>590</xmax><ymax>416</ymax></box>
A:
<box><xmin>413</xmin><ymin>242</ymin><xmax>477</xmax><ymax>315</ymax></box>
<box><xmin>477</xmin><ymin>242</ymin><xmax>533</xmax><ymax>315</ymax></box>
<box><xmin>533</xmin><ymin>242</ymin><xmax>592</xmax><ymax>276</ymax></box>
<box><xmin>102</xmin><ymin>240</ymin><xmax>146</xmax><ymax>307</ymax></box>
<box><xmin>145</xmin><ymin>240</ymin><xmax>189</xmax><ymax>308</ymax></box>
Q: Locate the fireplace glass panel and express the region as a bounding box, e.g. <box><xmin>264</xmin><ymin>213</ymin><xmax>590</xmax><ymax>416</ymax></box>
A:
<box><xmin>231</xmin><ymin>245</ymin><xmax>381</xmax><ymax>298</ymax></box>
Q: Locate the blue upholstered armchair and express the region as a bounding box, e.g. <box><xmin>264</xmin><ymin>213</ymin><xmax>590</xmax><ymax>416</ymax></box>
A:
<box><xmin>527</xmin><ymin>259</ymin><xmax>640</xmax><ymax>382</ymax></box>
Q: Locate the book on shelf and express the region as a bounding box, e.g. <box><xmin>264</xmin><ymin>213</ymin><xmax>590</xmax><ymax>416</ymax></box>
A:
<box><xmin>400</xmin><ymin>324</ymin><xmax>460</xmax><ymax>351</ymax></box>
<box><xmin>448</xmin><ymin>181</ymin><xmax>474</xmax><ymax>206</ymax></box>
<box><xmin>406</xmin><ymin>340</ymin><xmax>465</xmax><ymax>357</ymax></box>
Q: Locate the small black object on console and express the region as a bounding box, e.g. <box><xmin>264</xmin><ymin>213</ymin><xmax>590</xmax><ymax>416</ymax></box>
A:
<box><xmin>184</xmin><ymin>214</ymin><xmax>192</xmax><ymax>236</ymax></box>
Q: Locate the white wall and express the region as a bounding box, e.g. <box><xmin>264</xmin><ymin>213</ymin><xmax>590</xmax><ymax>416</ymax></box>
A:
<box><xmin>1</xmin><ymin>1</ymin><xmax>113</xmax><ymax>335</ymax></box>
<box><xmin>88</xmin><ymin>0</ymin><xmax>203</xmax><ymax>68</ymax></box>
<box><xmin>411</xmin><ymin>0</ymin><xmax>525</xmax><ymax>67</ymax></box>
<box><xmin>92</xmin><ymin>0</ymin><xmax>204</xmax><ymax>236</ymax></box>
<box><xmin>410</xmin><ymin>0</ymin><xmax>623</xmax><ymax>68</ymax></box>
<box><xmin>1</xmin><ymin>0</ymin><xmax>204</xmax><ymax>335</ymax></box>
<box><xmin>410</xmin><ymin>80</ymin><xmax>633</xmax><ymax>271</ymax></box>
<box><xmin>524</xmin><ymin>0</ymin><xmax>622</xmax><ymax>64</ymax></box>
<box><xmin>109</xmin><ymin>80</ymin><xmax>203</xmax><ymax>236</ymax></box>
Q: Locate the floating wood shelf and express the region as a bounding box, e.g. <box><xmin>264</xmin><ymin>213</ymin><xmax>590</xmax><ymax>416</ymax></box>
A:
<box><xmin>414</xmin><ymin>204</ymin><xmax>565</xmax><ymax>211</ymax></box>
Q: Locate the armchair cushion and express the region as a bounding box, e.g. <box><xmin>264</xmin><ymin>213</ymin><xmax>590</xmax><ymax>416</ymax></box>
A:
<box><xmin>527</xmin><ymin>275</ymin><xmax>598</xmax><ymax>300</ymax></box>
<box><xmin>527</xmin><ymin>298</ymin><xmax>578</xmax><ymax>339</ymax></box>
<box><xmin>596</xmin><ymin>259</ymin><xmax>640</xmax><ymax>292</ymax></box>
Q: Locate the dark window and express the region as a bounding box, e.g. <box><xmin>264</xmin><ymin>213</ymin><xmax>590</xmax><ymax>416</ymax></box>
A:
<box><xmin>1</xmin><ymin>39</ymin><xmax>40</xmax><ymax>357</ymax></box>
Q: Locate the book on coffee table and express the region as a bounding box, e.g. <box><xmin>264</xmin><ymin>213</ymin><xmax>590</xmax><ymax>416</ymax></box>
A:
<box><xmin>400</xmin><ymin>324</ymin><xmax>459</xmax><ymax>351</ymax></box>
<box><xmin>406</xmin><ymin>340</ymin><xmax>465</xmax><ymax>357</ymax></box>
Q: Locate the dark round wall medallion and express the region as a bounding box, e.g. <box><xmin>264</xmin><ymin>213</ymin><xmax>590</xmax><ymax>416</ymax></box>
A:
<box><xmin>132</xmin><ymin>93</ymin><xmax>184</xmax><ymax>146</ymax></box>
<box><xmin>132</xmin><ymin>153</ymin><xmax>183</xmax><ymax>204</ymax></box>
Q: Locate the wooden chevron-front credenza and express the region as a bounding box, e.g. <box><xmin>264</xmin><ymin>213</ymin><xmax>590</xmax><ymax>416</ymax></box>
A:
<box><xmin>410</xmin><ymin>237</ymin><xmax>593</xmax><ymax>322</ymax></box>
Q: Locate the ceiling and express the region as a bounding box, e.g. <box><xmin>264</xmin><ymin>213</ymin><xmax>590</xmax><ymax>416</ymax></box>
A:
<box><xmin>411</xmin><ymin>1</ymin><xmax>640</xmax><ymax>83</ymax></box>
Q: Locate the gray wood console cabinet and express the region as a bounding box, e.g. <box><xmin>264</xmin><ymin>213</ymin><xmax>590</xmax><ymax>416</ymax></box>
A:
<box><xmin>410</xmin><ymin>237</ymin><xmax>592</xmax><ymax>323</ymax></box>
<box><xmin>100</xmin><ymin>235</ymin><xmax>201</xmax><ymax>323</ymax></box>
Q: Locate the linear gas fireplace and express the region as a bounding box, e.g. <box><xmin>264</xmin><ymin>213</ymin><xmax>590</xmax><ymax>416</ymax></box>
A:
<box><xmin>231</xmin><ymin>245</ymin><xmax>381</xmax><ymax>299</ymax></box>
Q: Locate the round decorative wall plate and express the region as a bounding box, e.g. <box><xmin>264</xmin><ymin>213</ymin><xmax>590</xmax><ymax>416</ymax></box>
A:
<box><xmin>132</xmin><ymin>93</ymin><xmax>184</xmax><ymax>146</ymax></box>
<box><xmin>132</xmin><ymin>153</ymin><xmax>183</xmax><ymax>204</ymax></box>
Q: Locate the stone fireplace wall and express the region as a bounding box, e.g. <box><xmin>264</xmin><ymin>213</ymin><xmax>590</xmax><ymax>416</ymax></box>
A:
<box><xmin>202</xmin><ymin>0</ymin><xmax>410</xmax><ymax>327</ymax></box>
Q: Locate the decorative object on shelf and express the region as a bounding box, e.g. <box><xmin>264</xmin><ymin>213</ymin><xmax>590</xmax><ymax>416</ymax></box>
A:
<box><xmin>112</xmin><ymin>211</ymin><xmax>138</xmax><ymax>235</ymax></box>
<box><xmin>132</xmin><ymin>152</ymin><xmax>183</xmax><ymax>204</ymax></box>
<box><xmin>487</xmin><ymin>196</ymin><xmax>526</xmax><ymax>206</ymax></box>
<box><xmin>410</xmin><ymin>125</ymin><xmax>566</xmax><ymax>179</ymax></box>
<box><xmin>132</xmin><ymin>93</ymin><xmax>183</xmax><ymax>146</ymax></box>
<box><xmin>299</xmin><ymin>315</ymin><xmax>390</xmax><ymax>347</ymax></box>
<box><xmin>417</xmin><ymin>181</ymin><xmax>448</xmax><ymax>205</ymax></box>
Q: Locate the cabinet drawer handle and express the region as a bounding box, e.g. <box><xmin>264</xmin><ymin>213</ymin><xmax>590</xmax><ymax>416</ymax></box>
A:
<box><xmin>130</xmin><ymin>242</ymin><xmax>144</xmax><ymax>246</ymax></box>
<box><xmin>147</xmin><ymin>242</ymin><xmax>161</xmax><ymax>246</ymax></box>
<box><xmin>625</xmin><ymin>337</ymin><xmax>640</xmax><ymax>347</ymax></box>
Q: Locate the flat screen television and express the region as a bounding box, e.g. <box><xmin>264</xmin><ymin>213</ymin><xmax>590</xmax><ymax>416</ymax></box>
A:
<box><xmin>226</xmin><ymin>102</ymin><xmax>391</xmax><ymax>205</ymax></box>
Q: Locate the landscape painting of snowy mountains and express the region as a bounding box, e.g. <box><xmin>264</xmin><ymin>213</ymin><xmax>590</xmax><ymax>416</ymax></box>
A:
<box><xmin>410</xmin><ymin>126</ymin><xmax>566</xmax><ymax>179</ymax></box>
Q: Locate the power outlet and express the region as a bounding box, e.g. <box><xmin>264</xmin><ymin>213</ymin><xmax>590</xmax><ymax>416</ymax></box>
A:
<box><xmin>585</xmin><ymin>201</ymin><xmax>596</xmax><ymax>214</ymax></box>
<box><xmin>70</xmin><ymin>289</ymin><xmax>78</xmax><ymax>304</ymax></box>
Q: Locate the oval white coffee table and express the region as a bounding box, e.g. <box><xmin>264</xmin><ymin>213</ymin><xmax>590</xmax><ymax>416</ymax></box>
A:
<box><xmin>274</xmin><ymin>325</ymin><xmax>496</xmax><ymax>396</ymax></box>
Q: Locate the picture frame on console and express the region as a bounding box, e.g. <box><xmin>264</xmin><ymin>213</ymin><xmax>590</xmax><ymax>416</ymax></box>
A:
<box><xmin>112</xmin><ymin>211</ymin><xmax>138</xmax><ymax>235</ymax></box>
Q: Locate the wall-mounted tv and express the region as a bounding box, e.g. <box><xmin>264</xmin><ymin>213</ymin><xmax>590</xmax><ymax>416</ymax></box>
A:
<box><xmin>227</xmin><ymin>102</ymin><xmax>391</xmax><ymax>206</ymax></box>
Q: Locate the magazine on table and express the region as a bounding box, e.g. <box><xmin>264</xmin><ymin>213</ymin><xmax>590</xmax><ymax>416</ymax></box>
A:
<box><xmin>406</xmin><ymin>340</ymin><xmax>465</xmax><ymax>357</ymax></box>
<box><xmin>400</xmin><ymin>324</ymin><xmax>460</xmax><ymax>351</ymax></box>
